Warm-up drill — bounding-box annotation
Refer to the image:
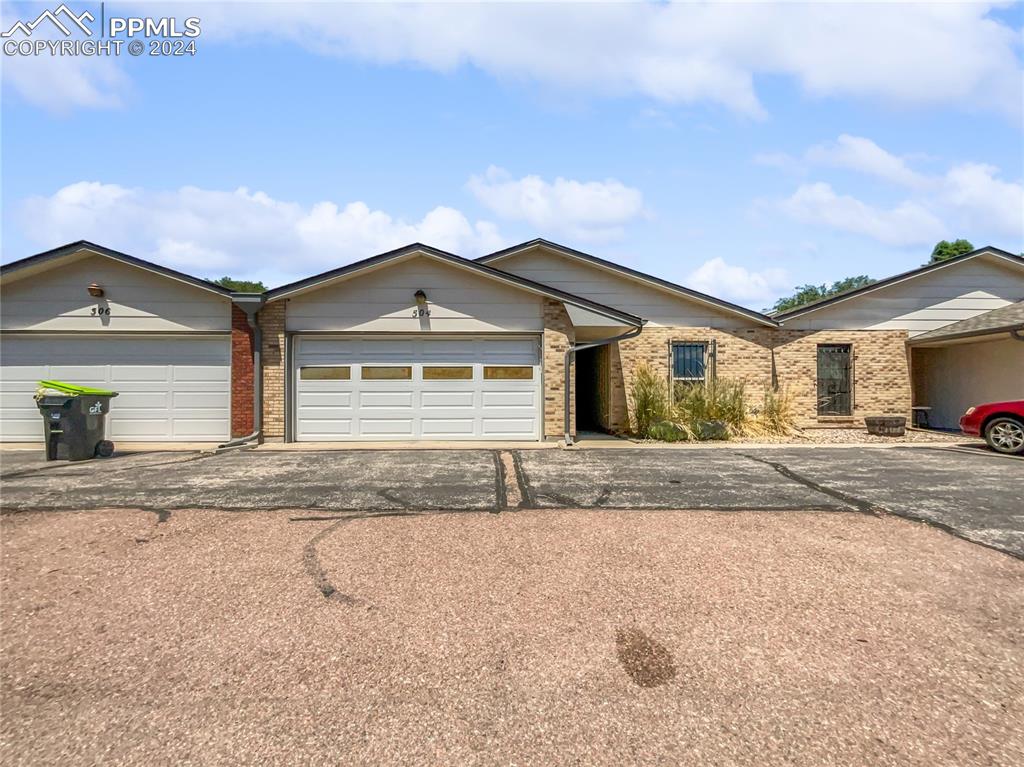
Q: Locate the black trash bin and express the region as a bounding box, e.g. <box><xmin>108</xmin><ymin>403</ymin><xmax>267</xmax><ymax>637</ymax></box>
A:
<box><xmin>34</xmin><ymin>381</ymin><xmax>119</xmax><ymax>461</ymax></box>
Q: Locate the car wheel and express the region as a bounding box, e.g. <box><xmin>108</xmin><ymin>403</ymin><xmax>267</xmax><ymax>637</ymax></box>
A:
<box><xmin>984</xmin><ymin>417</ymin><xmax>1024</xmax><ymax>455</ymax></box>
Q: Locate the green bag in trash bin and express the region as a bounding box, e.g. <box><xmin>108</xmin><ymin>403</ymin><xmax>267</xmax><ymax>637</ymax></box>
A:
<box><xmin>36</xmin><ymin>380</ymin><xmax>119</xmax><ymax>397</ymax></box>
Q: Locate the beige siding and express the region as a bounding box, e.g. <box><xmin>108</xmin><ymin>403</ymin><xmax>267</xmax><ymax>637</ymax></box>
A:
<box><xmin>488</xmin><ymin>245</ymin><xmax>760</xmax><ymax>328</ymax></box>
<box><xmin>284</xmin><ymin>255</ymin><xmax>543</xmax><ymax>333</ymax></box>
<box><xmin>912</xmin><ymin>338</ymin><xmax>1024</xmax><ymax>429</ymax></box>
<box><xmin>782</xmin><ymin>256</ymin><xmax>1024</xmax><ymax>336</ymax></box>
<box><xmin>0</xmin><ymin>252</ymin><xmax>231</xmax><ymax>332</ymax></box>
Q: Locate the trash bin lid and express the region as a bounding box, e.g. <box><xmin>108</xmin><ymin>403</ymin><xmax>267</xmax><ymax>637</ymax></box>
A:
<box><xmin>37</xmin><ymin>380</ymin><xmax>119</xmax><ymax>397</ymax></box>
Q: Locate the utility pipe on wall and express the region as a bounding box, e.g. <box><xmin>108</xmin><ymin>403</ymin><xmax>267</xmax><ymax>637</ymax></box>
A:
<box><xmin>218</xmin><ymin>296</ymin><xmax>264</xmax><ymax>450</ymax></box>
<box><xmin>563</xmin><ymin>325</ymin><xmax>644</xmax><ymax>446</ymax></box>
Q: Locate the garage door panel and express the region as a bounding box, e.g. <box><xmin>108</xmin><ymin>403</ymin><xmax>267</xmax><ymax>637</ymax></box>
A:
<box><xmin>298</xmin><ymin>391</ymin><xmax>353</xmax><ymax>408</ymax></box>
<box><xmin>421</xmin><ymin>418</ymin><xmax>475</xmax><ymax>436</ymax></box>
<box><xmin>294</xmin><ymin>335</ymin><xmax>540</xmax><ymax>441</ymax></box>
<box><xmin>110</xmin><ymin>419</ymin><xmax>172</xmax><ymax>438</ymax></box>
<box><xmin>360</xmin><ymin>340</ymin><xmax>415</xmax><ymax>359</ymax></box>
<box><xmin>0</xmin><ymin>336</ymin><xmax>230</xmax><ymax>442</ymax></box>
<box><xmin>116</xmin><ymin>391</ymin><xmax>171</xmax><ymax>408</ymax></box>
<box><xmin>171</xmin><ymin>366</ymin><xmax>230</xmax><ymax>383</ymax></box>
<box><xmin>359</xmin><ymin>391</ymin><xmax>414</xmax><ymax>408</ymax></box>
<box><xmin>111</xmin><ymin>366</ymin><xmax>171</xmax><ymax>382</ymax></box>
<box><xmin>172</xmin><ymin>391</ymin><xmax>229</xmax><ymax>408</ymax></box>
<box><xmin>299</xmin><ymin>420</ymin><xmax>354</xmax><ymax>438</ymax></box>
<box><xmin>482</xmin><ymin>390</ymin><xmax>536</xmax><ymax>408</ymax></box>
<box><xmin>482</xmin><ymin>418</ymin><xmax>536</xmax><ymax>436</ymax></box>
<box><xmin>421</xmin><ymin>391</ymin><xmax>475</xmax><ymax>408</ymax></box>
<box><xmin>359</xmin><ymin>418</ymin><xmax>414</xmax><ymax>436</ymax></box>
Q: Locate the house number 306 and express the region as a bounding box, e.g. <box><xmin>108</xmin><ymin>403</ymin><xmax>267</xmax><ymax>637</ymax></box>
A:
<box><xmin>91</xmin><ymin>306</ymin><xmax>111</xmax><ymax>316</ymax></box>
<box><xmin>411</xmin><ymin>307</ymin><xmax>431</xmax><ymax>317</ymax></box>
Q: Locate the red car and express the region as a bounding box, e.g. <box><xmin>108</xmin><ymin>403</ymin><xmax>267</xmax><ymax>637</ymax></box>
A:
<box><xmin>960</xmin><ymin>400</ymin><xmax>1024</xmax><ymax>455</ymax></box>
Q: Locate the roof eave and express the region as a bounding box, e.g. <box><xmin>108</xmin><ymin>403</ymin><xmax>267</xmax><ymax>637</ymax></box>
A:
<box><xmin>0</xmin><ymin>240</ymin><xmax>236</xmax><ymax>298</ymax></box>
<box><xmin>478</xmin><ymin>239</ymin><xmax>778</xmax><ymax>328</ymax></box>
<box><xmin>266</xmin><ymin>243</ymin><xmax>644</xmax><ymax>327</ymax></box>
<box><xmin>774</xmin><ymin>246</ymin><xmax>1024</xmax><ymax>321</ymax></box>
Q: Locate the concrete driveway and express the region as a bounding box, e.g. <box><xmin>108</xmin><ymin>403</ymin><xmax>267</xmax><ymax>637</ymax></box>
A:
<box><xmin>1</xmin><ymin>444</ymin><xmax>1022</xmax><ymax>557</ymax></box>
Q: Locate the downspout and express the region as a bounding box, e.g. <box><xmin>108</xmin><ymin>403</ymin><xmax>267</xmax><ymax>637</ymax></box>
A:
<box><xmin>217</xmin><ymin>294</ymin><xmax>264</xmax><ymax>450</ymax></box>
<box><xmin>564</xmin><ymin>324</ymin><xmax>645</xmax><ymax>446</ymax></box>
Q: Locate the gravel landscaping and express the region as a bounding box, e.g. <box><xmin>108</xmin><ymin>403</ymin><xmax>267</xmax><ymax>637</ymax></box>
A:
<box><xmin>2</xmin><ymin>507</ymin><xmax>1021</xmax><ymax>766</ymax></box>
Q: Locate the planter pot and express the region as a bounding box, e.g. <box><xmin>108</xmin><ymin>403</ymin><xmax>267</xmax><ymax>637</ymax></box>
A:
<box><xmin>864</xmin><ymin>415</ymin><xmax>906</xmax><ymax>437</ymax></box>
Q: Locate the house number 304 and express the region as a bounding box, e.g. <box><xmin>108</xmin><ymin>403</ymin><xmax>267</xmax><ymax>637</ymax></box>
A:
<box><xmin>411</xmin><ymin>307</ymin><xmax>431</xmax><ymax>317</ymax></box>
<box><xmin>91</xmin><ymin>306</ymin><xmax>111</xmax><ymax>316</ymax></box>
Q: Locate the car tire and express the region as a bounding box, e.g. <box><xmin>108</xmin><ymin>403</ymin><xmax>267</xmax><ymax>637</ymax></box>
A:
<box><xmin>983</xmin><ymin>417</ymin><xmax>1024</xmax><ymax>455</ymax></box>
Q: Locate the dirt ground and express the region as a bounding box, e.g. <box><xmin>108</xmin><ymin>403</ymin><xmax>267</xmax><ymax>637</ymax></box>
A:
<box><xmin>1</xmin><ymin>507</ymin><xmax>1021</xmax><ymax>766</ymax></box>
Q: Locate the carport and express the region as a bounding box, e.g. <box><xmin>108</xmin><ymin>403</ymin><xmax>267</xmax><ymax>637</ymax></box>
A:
<box><xmin>910</xmin><ymin>301</ymin><xmax>1024</xmax><ymax>429</ymax></box>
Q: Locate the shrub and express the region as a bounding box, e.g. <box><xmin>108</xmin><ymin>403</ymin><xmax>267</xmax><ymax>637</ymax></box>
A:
<box><xmin>628</xmin><ymin>362</ymin><xmax>670</xmax><ymax>438</ymax></box>
<box><xmin>746</xmin><ymin>384</ymin><xmax>797</xmax><ymax>437</ymax></box>
<box><xmin>674</xmin><ymin>378</ymin><xmax>748</xmax><ymax>437</ymax></box>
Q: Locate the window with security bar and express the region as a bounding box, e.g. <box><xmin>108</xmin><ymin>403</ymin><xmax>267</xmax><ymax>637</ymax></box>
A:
<box><xmin>817</xmin><ymin>344</ymin><xmax>853</xmax><ymax>416</ymax></box>
<box><xmin>671</xmin><ymin>342</ymin><xmax>707</xmax><ymax>401</ymax></box>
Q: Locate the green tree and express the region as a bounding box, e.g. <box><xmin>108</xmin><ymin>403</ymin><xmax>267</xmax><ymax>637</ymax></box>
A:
<box><xmin>929</xmin><ymin>239</ymin><xmax>974</xmax><ymax>263</ymax></box>
<box><xmin>770</xmin><ymin>275</ymin><xmax>875</xmax><ymax>314</ymax></box>
<box><xmin>210</xmin><ymin>276</ymin><xmax>267</xmax><ymax>292</ymax></box>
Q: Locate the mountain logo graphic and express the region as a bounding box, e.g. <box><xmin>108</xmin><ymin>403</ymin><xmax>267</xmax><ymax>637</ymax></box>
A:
<box><xmin>2</xmin><ymin>4</ymin><xmax>94</xmax><ymax>37</ymax></box>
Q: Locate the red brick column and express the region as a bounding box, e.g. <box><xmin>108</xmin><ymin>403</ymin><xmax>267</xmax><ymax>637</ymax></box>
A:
<box><xmin>230</xmin><ymin>304</ymin><xmax>255</xmax><ymax>437</ymax></box>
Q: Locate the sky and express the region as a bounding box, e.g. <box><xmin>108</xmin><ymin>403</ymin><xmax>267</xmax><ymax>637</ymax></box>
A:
<box><xmin>1</xmin><ymin>1</ymin><xmax>1022</xmax><ymax>310</ymax></box>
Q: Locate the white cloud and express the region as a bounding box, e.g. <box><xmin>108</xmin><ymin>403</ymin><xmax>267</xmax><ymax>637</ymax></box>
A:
<box><xmin>467</xmin><ymin>166</ymin><xmax>645</xmax><ymax>242</ymax></box>
<box><xmin>765</xmin><ymin>135</ymin><xmax>1024</xmax><ymax>245</ymax></box>
<box><xmin>209</xmin><ymin>2</ymin><xmax>1021</xmax><ymax>118</ymax></box>
<box><xmin>805</xmin><ymin>135</ymin><xmax>929</xmax><ymax>189</ymax></box>
<box><xmin>21</xmin><ymin>2</ymin><xmax>1018</xmax><ymax>116</ymax></box>
<box><xmin>777</xmin><ymin>182</ymin><xmax>945</xmax><ymax>247</ymax></box>
<box><xmin>0</xmin><ymin>10</ymin><xmax>130</xmax><ymax>114</ymax></box>
<box><xmin>941</xmin><ymin>163</ymin><xmax>1024</xmax><ymax>239</ymax></box>
<box><xmin>686</xmin><ymin>258</ymin><xmax>791</xmax><ymax>306</ymax></box>
<box><xmin>20</xmin><ymin>182</ymin><xmax>506</xmax><ymax>285</ymax></box>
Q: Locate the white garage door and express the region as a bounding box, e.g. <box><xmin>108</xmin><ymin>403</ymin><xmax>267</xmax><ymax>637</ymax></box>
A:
<box><xmin>0</xmin><ymin>335</ymin><xmax>231</xmax><ymax>442</ymax></box>
<box><xmin>294</xmin><ymin>336</ymin><xmax>542</xmax><ymax>441</ymax></box>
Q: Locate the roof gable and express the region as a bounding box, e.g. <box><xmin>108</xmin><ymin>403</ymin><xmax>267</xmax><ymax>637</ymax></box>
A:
<box><xmin>0</xmin><ymin>241</ymin><xmax>234</xmax><ymax>298</ymax></box>
<box><xmin>774</xmin><ymin>246</ymin><xmax>1024</xmax><ymax>322</ymax></box>
<box><xmin>266</xmin><ymin>243</ymin><xmax>643</xmax><ymax>327</ymax></box>
<box><xmin>478</xmin><ymin>239</ymin><xmax>777</xmax><ymax>327</ymax></box>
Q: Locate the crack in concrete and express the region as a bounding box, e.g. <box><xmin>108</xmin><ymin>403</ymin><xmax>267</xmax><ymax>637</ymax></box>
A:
<box><xmin>740</xmin><ymin>454</ymin><xmax>880</xmax><ymax>515</ymax></box>
<box><xmin>491</xmin><ymin>450</ymin><xmax>507</xmax><ymax>512</ymax></box>
<box><xmin>510</xmin><ymin>451</ymin><xmax>535</xmax><ymax>509</ymax></box>
<box><xmin>300</xmin><ymin>510</ymin><xmax>427</xmax><ymax>604</ymax></box>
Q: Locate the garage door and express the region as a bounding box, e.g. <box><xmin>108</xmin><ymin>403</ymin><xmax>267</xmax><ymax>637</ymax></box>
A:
<box><xmin>0</xmin><ymin>335</ymin><xmax>231</xmax><ymax>442</ymax></box>
<box><xmin>294</xmin><ymin>336</ymin><xmax>541</xmax><ymax>441</ymax></box>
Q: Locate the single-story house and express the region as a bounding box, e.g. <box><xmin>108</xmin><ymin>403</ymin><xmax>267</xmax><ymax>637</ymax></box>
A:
<box><xmin>1</xmin><ymin>239</ymin><xmax>1021</xmax><ymax>444</ymax></box>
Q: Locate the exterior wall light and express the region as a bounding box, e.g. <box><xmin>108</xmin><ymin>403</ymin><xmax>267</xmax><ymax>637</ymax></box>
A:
<box><xmin>414</xmin><ymin>289</ymin><xmax>427</xmax><ymax>306</ymax></box>
<box><xmin>87</xmin><ymin>283</ymin><xmax>105</xmax><ymax>297</ymax></box>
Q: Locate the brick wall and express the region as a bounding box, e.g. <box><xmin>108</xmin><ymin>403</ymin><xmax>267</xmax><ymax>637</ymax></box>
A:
<box><xmin>604</xmin><ymin>326</ymin><xmax>910</xmax><ymax>432</ymax></box>
<box><xmin>230</xmin><ymin>305</ymin><xmax>255</xmax><ymax>437</ymax></box>
<box><xmin>258</xmin><ymin>301</ymin><xmax>287</xmax><ymax>439</ymax></box>
<box><xmin>542</xmin><ymin>299</ymin><xmax>575</xmax><ymax>439</ymax></box>
<box><xmin>773</xmin><ymin>329</ymin><xmax>911</xmax><ymax>426</ymax></box>
<box><xmin>607</xmin><ymin>326</ymin><xmax>774</xmax><ymax>432</ymax></box>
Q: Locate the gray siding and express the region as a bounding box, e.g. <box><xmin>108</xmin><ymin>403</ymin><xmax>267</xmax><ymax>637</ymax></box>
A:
<box><xmin>782</xmin><ymin>256</ymin><xmax>1024</xmax><ymax>336</ymax></box>
<box><xmin>0</xmin><ymin>251</ymin><xmax>231</xmax><ymax>332</ymax></box>
<box><xmin>284</xmin><ymin>255</ymin><xmax>544</xmax><ymax>333</ymax></box>
<box><xmin>486</xmin><ymin>245</ymin><xmax>760</xmax><ymax>328</ymax></box>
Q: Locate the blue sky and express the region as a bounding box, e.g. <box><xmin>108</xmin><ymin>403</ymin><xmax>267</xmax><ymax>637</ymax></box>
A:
<box><xmin>2</xmin><ymin>1</ymin><xmax>1022</xmax><ymax>309</ymax></box>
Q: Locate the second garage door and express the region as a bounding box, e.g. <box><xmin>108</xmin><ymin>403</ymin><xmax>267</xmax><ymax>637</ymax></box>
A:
<box><xmin>0</xmin><ymin>335</ymin><xmax>231</xmax><ymax>442</ymax></box>
<box><xmin>294</xmin><ymin>336</ymin><xmax>542</xmax><ymax>441</ymax></box>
